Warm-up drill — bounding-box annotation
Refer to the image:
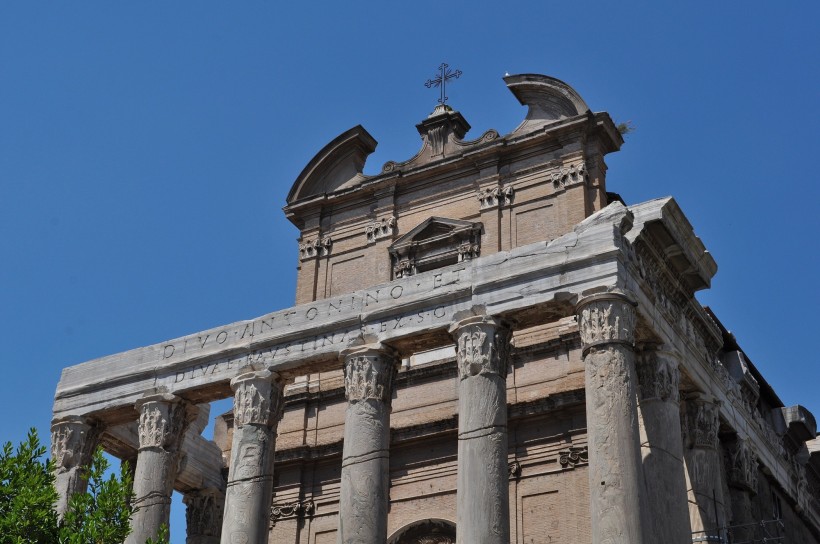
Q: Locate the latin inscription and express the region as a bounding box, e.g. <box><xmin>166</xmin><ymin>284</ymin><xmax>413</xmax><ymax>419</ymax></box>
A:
<box><xmin>160</xmin><ymin>268</ymin><xmax>464</xmax><ymax>361</ymax></box>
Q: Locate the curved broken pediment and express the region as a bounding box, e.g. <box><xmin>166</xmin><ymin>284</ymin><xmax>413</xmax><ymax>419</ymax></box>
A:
<box><xmin>286</xmin><ymin>125</ymin><xmax>377</xmax><ymax>204</ymax></box>
<box><xmin>504</xmin><ymin>73</ymin><xmax>591</xmax><ymax>134</ymax></box>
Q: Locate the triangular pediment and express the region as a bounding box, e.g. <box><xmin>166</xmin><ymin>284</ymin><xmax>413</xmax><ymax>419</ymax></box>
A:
<box><xmin>392</xmin><ymin>217</ymin><xmax>479</xmax><ymax>250</ymax></box>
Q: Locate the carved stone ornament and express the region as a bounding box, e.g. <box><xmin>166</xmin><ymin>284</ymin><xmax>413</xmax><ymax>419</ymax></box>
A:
<box><xmin>269</xmin><ymin>498</ymin><xmax>315</xmax><ymax>526</ymax></box>
<box><xmin>183</xmin><ymin>488</ymin><xmax>225</xmax><ymax>537</ymax></box>
<box><xmin>577</xmin><ymin>292</ymin><xmax>636</xmax><ymax>352</ymax></box>
<box><xmin>135</xmin><ymin>393</ymin><xmax>193</xmax><ymax>452</ymax></box>
<box><xmin>683</xmin><ymin>397</ymin><xmax>720</xmax><ymax>450</ymax></box>
<box><xmin>508</xmin><ymin>460</ymin><xmax>521</xmax><ymax>480</ymax></box>
<box><xmin>449</xmin><ymin>316</ymin><xmax>511</xmax><ymax>380</ymax></box>
<box><xmin>476</xmin><ymin>185</ymin><xmax>514</xmax><ymax>209</ymax></box>
<box><xmin>726</xmin><ymin>438</ymin><xmax>758</xmax><ymax>493</ymax></box>
<box><xmin>636</xmin><ymin>350</ymin><xmax>680</xmax><ymax>403</ymax></box>
<box><xmin>365</xmin><ymin>216</ymin><xmax>397</xmax><ymax>243</ymax></box>
<box><xmin>231</xmin><ymin>370</ymin><xmax>285</xmax><ymax>428</ymax></box>
<box><xmin>299</xmin><ymin>236</ymin><xmax>332</xmax><ymax>260</ymax></box>
<box><xmin>457</xmin><ymin>241</ymin><xmax>480</xmax><ymax>262</ymax></box>
<box><xmin>343</xmin><ymin>350</ymin><xmax>398</xmax><ymax>403</ymax></box>
<box><xmin>393</xmin><ymin>258</ymin><xmax>413</xmax><ymax>279</ymax></box>
<box><xmin>559</xmin><ymin>446</ymin><xmax>589</xmax><ymax>469</ymax></box>
<box><xmin>50</xmin><ymin>416</ymin><xmax>100</xmax><ymax>473</ymax></box>
<box><xmin>551</xmin><ymin>162</ymin><xmax>586</xmax><ymax>189</ymax></box>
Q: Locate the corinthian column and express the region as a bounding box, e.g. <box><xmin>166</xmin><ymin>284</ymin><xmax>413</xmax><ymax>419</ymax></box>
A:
<box><xmin>337</xmin><ymin>343</ymin><xmax>399</xmax><ymax>544</ymax></box>
<box><xmin>449</xmin><ymin>314</ymin><xmax>512</xmax><ymax>544</ymax></box>
<box><xmin>127</xmin><ymin>392</ymin><xmax>195</xmax><ymax>544</ymax></box>
<box><xmin>220</xmin><ymin>370</ymin><xmax>285</xmax><ymax>544</ymax></box>
<box><xmin>577</xmin><ymin>291</ymin><xmax>647</xmax><ymax>544</ymax></box>
<box><xmin>724</xmin><ymin>435</ymin><xmax>758</xmax><ymax>543</ymax></box>
<box><xmin>635</xmin><ymin>349</ymin><xmax>691</xmax><ymax>543</ymax></box>
<box><xmin>50</xmin><ymin>415</ymin><xmax>102</xmax><ymax>518</ymax></box>
<box><xmin>184</xmin><ymin>487</ymin><xmax>225</xmax><ymax>544</ymax></box>
<box><xmin>682</xmin><ymin>394</ymin><xmax>726</xmax><ymax>542</ymax></box>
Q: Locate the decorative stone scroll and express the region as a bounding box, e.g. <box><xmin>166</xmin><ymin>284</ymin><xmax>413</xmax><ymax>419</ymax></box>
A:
<box><xmin>452</xmin><ymin>316</ymin><xmax>512</xmax><ymax>379</ymax></box>
<box><xmin>183</xmin><ymin>488</ymin><xmax>225</xmax><ymax>542</ymax></box>
<box><xmin>299</xmin><ymin>236</ymin><xmax>332</xmax><ymax>260</ymax></box>
<box><xmin>51</xmin><ymin>415</ymin><xmax>102</xmax><ymax>517</ymax></box>
<box><xmin>477</xmin><ymin>185</ymin><xmax>514</xmax><ymax>209</ymax></box>
<box><xmin>508</xmin><ymin>460</ymin><xmax>521</xmax><ymax>480</ymax></box>
<box><xmin>457</xmin><ymin>241</ymin><xmax>480</xmax><ymax>262</ymax></box>
<box><xmin>551</xmin><ymin>162</ymin><xmax>586</xmax><ymax>189</ymax></box>
<box><xmin>270</xmin><ymin>498</ymin><xmax>315</xmax><ymax>526</ymax></box>
<box><xmin>636</xmin><ymin>350</ymin><xmax>680</xmax><ymax>403</ymax></box>
<box><xmin>577</xmin><ymin>291</ymin><xmax>636</xmax><ymax>353</ymax></box>
<box><xmin>683</xmin><ymin>395</ymin><xmax>720</xmax><ymax>450</ymax></box>
<box><xmin>365</xmin><ymin>216</ymin><xmax>396</xmax><ymax>243</ymax></box>
<box><xmin>726</xmin><ymin>437</ymin><xmax>758</xmax><ymax>493</ymax></box>
<box><xmin>344</xmin><ymin>349</ymin><xmax>398</xmax><ymax>404</ymax></box>
<box><xmin>393</xmin><ymin>258</ymin><xmax>413</xmax><ymax>279</ymax></box>
<box><xmin>558</xmin><ymin>446</ymin><xmax>589</xmax><ymax>469</ymax></box>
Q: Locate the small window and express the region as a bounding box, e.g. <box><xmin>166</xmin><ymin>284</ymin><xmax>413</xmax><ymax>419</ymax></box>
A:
<box><xmin>389</xmin><ymin>217</ymin><xmax>482</xmax><ymax>279</ymax></box>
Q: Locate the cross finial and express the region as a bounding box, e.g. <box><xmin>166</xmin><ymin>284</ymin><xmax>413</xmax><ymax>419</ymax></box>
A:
<box><xmin>425</xmin><ymin>63</ymin><xmax>462</xmax><ymax>106</ymax></box>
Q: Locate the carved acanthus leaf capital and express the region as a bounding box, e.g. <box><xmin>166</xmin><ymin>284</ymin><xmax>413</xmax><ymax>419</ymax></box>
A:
<box><xmin>726</xmin><ymin>437</ymin><xmax>758</xmax><ymax>494</ymax></box>
<box><xmin>683</xmin><ymin>396</ymin><xmax>721</xmax><ymax>450</ymax></box>
<box><xmin>231</xmin><ymin>370</ymin><xmax>285</xmax><ymax>428</ymax></box>
<box><xmin>50</xmin><ymin>416</ymin><xmax>101</xmax><ymax>473</ymax></box>
<box><xmin>183</xmin><ymin>488</ymin><xmax>225</xmax><ymax>537</ymax></box>
<box><xmin>341</xmin><ymin>344</ymin><xmax>398</xmax><ymax>403</ymax></box>
<box><xmin>449</xmin><ymin>315</ymin><xmax>512</xmax><ymax>379</ymax></box>
<box><xmin>577</xmin><ymin>292</ymin><xmax>637</xmax><ymax>352</ymax></box>
<box><xmin>135</xmin><ymin>393</ymin><xmax>195</xmax><ymax>452</ymax></box>
<box><xmin>636</xmin><ymin>350</ymin><xmax>680</xmax><ymax>403</ymax></box>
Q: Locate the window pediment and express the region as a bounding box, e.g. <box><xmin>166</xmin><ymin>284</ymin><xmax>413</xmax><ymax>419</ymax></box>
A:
<box><xmin>389</xmin><ymin>217</ymin><xmax>482</xmax><ymax>278</ymax></box>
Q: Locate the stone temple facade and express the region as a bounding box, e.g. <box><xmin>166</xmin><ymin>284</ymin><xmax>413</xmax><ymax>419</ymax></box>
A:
<box><xmin>51</xmin><ymin>74</ymin><xmax>820</xmax><ymax>544</ymax></box>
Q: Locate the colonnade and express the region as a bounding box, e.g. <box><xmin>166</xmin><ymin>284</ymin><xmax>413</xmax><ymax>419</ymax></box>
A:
<box><xmin>50</xmin><ymin>292</ymin><xmax>751</xmax><ymax>544</ymax></box>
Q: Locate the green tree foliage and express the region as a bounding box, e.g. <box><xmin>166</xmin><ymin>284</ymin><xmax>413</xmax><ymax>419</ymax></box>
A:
<box><xmin>0</xmin><ymin>429</ymin><xmax>134</xmax><ymax>544</ymax></box>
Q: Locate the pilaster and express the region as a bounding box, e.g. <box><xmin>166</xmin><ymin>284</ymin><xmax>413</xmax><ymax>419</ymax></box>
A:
<box><xmin>636</xmin><ymin>348</ymin><xmax>691</xmax><ymax>543</ymax></box>
<box><xmin>577</xmin><ymin>291</ymin><xmax>647</xmax><ymax>544</ymax></box>
<box><xmin>220</xmin><ymin>369</ymin><xmax>285</xmax><ymax>544</ymax></box>
<box><xmin>337</xmin><ymin>343</ymin><xmax>399</xmax><ymax>544</ymax></box>
<box><xmin>682</xmin><ymin>394</ymin><xmax>726</xmax><ymax>542</ymax></box>
<box><xmin>449</xmin><ymin>314</ymin><xmax>512</xmax><ymax>544</ymax></box>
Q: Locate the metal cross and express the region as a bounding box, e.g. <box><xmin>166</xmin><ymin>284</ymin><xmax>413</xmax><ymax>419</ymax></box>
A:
<box><xmin>425</xmin><ymin>63</ymin><xmax>462</xmax><ymax>105</ymax></box>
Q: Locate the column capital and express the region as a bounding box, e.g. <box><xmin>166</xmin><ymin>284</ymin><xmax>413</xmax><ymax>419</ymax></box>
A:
<box><xmin>50</xmin><ymin>415</ymin><xmax>101</xmax><ymax>473</ymax></box>
<box><xmin>725</xmin><ymin>435</ymin><xmax>758</xmax><ymax>494</ymax></box>
<box><xmin>576</xmin><ymin>290</ymin><xmax>637</xmax><ymax>354</ymax></box>
<box><xmin>341</xmin><ymin>342</ymin><xmax>399</xmax><ymax>403</ymax></box>
<box><xmin>682</xmin><ymin>394</ymin><xmax>721</xmax><ymax>450</ymax></box>
<box><xmin>230</xmin><ymin>369</ymin><xmax>285</xmax><ymax>428</ymax></box>
<box><xmin>636</xmin><ymin>349</ymin><xmax>681</xmax><ymax>404</ymax></box>
<box><xmin>183</xmin><ymin>487</ymin><xmax>225</xmax><ymax>542</ymax></box>
<box><xmin>448</xmin><ymin>314</ymin><xmax>512</xmax><ymax>379</ymax></box>
<box><xmin>135</xmin><ymin>392</ymin><xmax>195</xmax><ymax>452</ymax></box>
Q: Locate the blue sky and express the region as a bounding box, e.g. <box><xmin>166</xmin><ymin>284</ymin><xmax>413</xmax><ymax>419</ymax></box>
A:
<box><xmin>1</xmin><ymin>1</ymin><xmax>818</xmax><ymax>541</ymax></box>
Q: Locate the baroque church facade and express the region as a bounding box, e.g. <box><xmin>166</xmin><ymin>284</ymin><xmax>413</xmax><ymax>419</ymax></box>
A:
<box><xmin>51</xmin><ymin>74</ymin><xmax>820</xmax><ymax>544</ymax></box>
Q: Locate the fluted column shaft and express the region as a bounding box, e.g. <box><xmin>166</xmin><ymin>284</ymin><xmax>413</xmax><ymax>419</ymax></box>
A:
<box><xmin>636</xmin><ymin>349</ymin><xmax>691</xmax><ymax>543</ymax></box>
<box><xmin>577</xmin><ymin>292</ymin><xmax>647</xmax><ymax>544</ymax></box>
<box><xmin>184</xmin><ymin>487</ymin><xmax>225</xmax><ymax>544</ymax></box>
<box><xmin>449</xmin><ymin>315</ymin><xmax>512</xmax><ymax>544</ymax></box>
<box><xmin>682</xmin><ymin>394</ymin><xmax>725</xmax><ymax>541</ymax></box>
<box><xmin>127</xmin><ymin>393</ymin><xmax>194</xmax><ymax>544</ymax></box>
<box><xmin>220</xmin><ymin>370</ymin><xmax>285</xmax><ymax>544</ymax></box>
<box><xmin>337</xmin><ymin>344</ymin><xmax>399</xmax><ymax>544</ymax></box>
<box><xmin>50</xmin><ymin>415</ymin><xmax>102</xmax><ymax>518</ymax></box>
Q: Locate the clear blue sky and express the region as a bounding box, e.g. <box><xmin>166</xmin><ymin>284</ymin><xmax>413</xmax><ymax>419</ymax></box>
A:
<box><xmin>1</xmin><ymin>1</ymin><xmax>817</xmax><ymax>541</ymax></box>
